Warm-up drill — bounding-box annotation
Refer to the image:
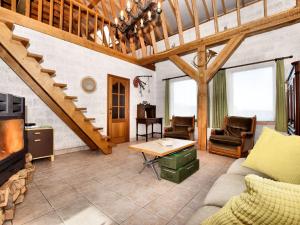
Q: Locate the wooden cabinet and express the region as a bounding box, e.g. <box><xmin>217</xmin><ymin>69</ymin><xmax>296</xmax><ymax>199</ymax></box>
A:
<box><xmin>287</xmin><ymin>61</ymin><xmax>300</xmax><ymax>135</ymax></box>
<box><xmin>25</xmin><ymin>127</ymin><xmax>54</xmax><ymax>161</ymax></box>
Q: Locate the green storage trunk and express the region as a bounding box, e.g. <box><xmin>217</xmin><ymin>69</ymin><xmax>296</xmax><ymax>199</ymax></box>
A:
<box><xmin>158</xmin><ymin>147</ymin><xmax>196</xmax><ymax>170</ymax></box>
<box><xmin>160</xmin><ymin>159</ymin><xmax>199</xmax><ymax>184</ymax></box>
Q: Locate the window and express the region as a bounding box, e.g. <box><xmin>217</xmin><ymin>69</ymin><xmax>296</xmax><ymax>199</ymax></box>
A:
<box><xmin>170</xmin><ymin>78</ymin><xmax>197</xmax><ymax>118</ymax></box>
<box><xmin>227</xmin><ymin>66</ymin><xmax>275</xmax><ymax>121</ymax></box>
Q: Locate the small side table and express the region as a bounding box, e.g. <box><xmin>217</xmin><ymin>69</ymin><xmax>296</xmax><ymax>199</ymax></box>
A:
<box><xmin>136</xmin><ymin>118</ymin><xmax>163</xmax><ymax>142</ymax></box>
<box><xmin>25</xmin><ymin>127</ymin><xmax>54</xmax><ymax>161</ymax></box>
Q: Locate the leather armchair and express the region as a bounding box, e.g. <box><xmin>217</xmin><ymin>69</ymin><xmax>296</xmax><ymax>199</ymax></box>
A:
<box><xmin>164</xmin><ymin>116</ymin><xmax>195</xmax><ymax>140</ymax></box>
<box><xmin>209</xmin><ymin>116</ymin><xmax>257</xmax><ymax>158</ymax></box>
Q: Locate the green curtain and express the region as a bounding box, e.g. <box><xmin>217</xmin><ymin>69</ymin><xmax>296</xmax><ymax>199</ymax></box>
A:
<box><xmin>275</xmin><ymin>60</ymin><xmax>288</xmax><ymax>132</ymax></box>
<box><xmin>212</xmin><ymin>70</ymin><xmax>228</xmax><ymax>128</ymax></box>
<box><xmin>164</xmin><ymin>80</ymin><xmax>170</xmax><ymax>126</ymax></box>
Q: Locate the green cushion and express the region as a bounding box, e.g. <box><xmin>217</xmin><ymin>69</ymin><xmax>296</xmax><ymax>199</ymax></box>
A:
<box><xmin>243</xmin><ymin>127</ymin><xmax>300</xmax><ymax>184</ymax></box>
<box><xmin>202</xmin><ymin>174</ymin><xmax>300</xmax><ymax>225</ymax></box>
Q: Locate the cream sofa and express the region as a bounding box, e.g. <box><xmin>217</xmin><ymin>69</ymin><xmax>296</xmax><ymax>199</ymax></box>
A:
<box><xmin>186</xmin><ymin>158</ymin><xmax>270</xmax><ymax>225</ymax></box>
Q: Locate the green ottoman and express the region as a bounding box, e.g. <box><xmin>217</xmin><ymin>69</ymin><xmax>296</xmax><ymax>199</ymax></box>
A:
<box><xmin>160</xmin><ymin>159</ymin><xmax>199</xmax><ymax>184</ymax></box>
<box><xmin>158</xmin><ymin>147</ymin><xmax>197</xmax><ymax>170</ymax></box>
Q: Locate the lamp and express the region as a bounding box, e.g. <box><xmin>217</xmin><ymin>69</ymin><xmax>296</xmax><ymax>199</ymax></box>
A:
<box><xmin>113</xmin><ymin>0</ymin><xmax>162</xmax><ymax>39</ymax></box>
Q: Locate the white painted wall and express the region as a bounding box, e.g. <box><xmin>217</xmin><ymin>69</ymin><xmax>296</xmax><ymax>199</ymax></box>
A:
<box><xmin>0</xmin><ymin>25</ymin><xmax>156</xmax><ymax>153</ymax></box>
<box><xmin>155</xmin><ymin>0</ymin><xmax>299</xmax><ymax>141</ymax></box>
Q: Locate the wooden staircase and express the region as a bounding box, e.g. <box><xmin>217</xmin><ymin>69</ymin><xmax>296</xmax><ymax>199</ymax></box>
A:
<box><xmin>0</xmin><ymin>21</ymin><xmax>113</xmax><ymax>154</ymax></box>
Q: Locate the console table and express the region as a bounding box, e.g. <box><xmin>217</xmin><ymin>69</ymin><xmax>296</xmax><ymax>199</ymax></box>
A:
<box><xmin>136</xmin><ymin>118</ymin><xmax>163</xmax><ymax>142</ymax></box>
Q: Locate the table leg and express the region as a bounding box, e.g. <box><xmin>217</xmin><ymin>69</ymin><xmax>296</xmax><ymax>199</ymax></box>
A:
<box><xmin>136</xmin><ymin>120</ymin><xmax>138</xmax><ymax>141</ymax></box>
<box><xmin>152</xmin><ymin>123</ymin><xmax>154</xmax><ymax>138</ymax></box>
<box><xmin>146</xmin><ymin>123</ymin><xmax>148</xmax><ymax>142</ymax></box>
<box><xmin>139</xmin><ymin>153</ymin><xmax>161</xmax><ymax>180</ymax></box>
<box><xmin>161</xmin><ymin>120</ymin><xmax>163</xmax><ymax>138</ymax></box>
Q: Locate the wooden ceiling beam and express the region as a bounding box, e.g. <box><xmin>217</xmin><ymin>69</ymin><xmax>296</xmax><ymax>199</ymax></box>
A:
<box><xmin>202</xmin><ymin>0</ymin><xmax>210</xmax><ymax>20</ymax></box>
<box><xmin>205</xmin><ymin>34</ymin><xmax>245</xmax><ymax>82</ymax></box>
<box><xmin>184</xmin><ymin>0</ymin><xmax>194</xmax><ymax>25</ymax></box>
<box><xmin>173</xmin><ymin>0</ymin><xmax>184</xmax><ymax>45</ymax></box>
<box><xmin>160</xmin><ymin>12</ymin><xmax>170</xmax><ymax>49</ymax></box>
<box><xmin>191</xmin><ymin>0</ymin><xmax>200</xmax><ymax>39</ymax></box>
<box><xmin>136</xmin><ymin>6</ymin><xmax>300</xmax><ymax>65</ymax></box>
<box><xmin>169</xmin><ymin>55</ymin><xmax>198</xmax><ymax>80</ymax></box>
<box><xmin>212</xmin><ymin>0</ymin><xmax>219</xmax><ymax>33</ymax></box>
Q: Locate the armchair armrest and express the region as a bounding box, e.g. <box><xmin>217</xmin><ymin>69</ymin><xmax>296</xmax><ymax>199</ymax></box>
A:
<box><xmin>187</xmin><ymin>127</ymin><xmax>194</xmax><ymax>133</ymax></box>
<box><xmin>241</xmin><ymin>131</ymin><xmax>254</xmax><ymax>138</ymax></box>
<box><xmin>164</xmin><ymin>127</ymin><xmax>173</xmax><ymax>132</ymax></box>
<box><xmin>211</xmin><ymin>129</ymin><xmax>224</xmax><ymax>135</ymax></box>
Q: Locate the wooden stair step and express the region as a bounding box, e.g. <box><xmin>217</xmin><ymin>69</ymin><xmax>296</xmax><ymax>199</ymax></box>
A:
<box><xmin>41</xmin><ymin>68</ymin><xmax>56</xmax><ymax>77</ymax></box>
<box><xmin>12</xmin><ymin>35</ymin><xmax>30</xmax><ymax>48</ymax></box>
<box><xmin>108</xmin><ymin>142</ymin><xmax>117</xmax><ymax>147</ymax></box>
<box><xmin>93</xmin><ymin>127</ymin><xmax>103</xmax><ymax>131</ymax></box>
<box><xmin>75</xmin><ymin>107</ymin><xmax>87</xmax><ymax>111</ymax></box>
<box><xmin>65</xmin><ymin>96</ymin><xmax>78</xmax><ymax>100</ymax></box>
<box><xmin>4</xmin><ymin>22</ymin><xmax>14</xmax><ymax>31</ymax></box>
<box><xmin>53</xmin><ymin>83</ymin><xmax>67</xmax><ymax>88</ymax></box>
<box><xmin>84</xmin><ymin>118</ymin><xmax>96</xmax><ymax>122</ymax></box>
<box><xmin>102</xmin><ymin>135</ymin><xmax>111</xmax><ymax>141</ymax></box>
<box><xmin>27</xmin><ymin>52</ymin><xmax>44</xmax><ymax>63</ymax></box>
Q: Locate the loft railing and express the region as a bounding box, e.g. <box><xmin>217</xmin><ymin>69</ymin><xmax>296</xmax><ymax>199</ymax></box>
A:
<box><xmin>0</xmin><ymin>0</ymin><xmax>125</xmax><ymax>54</ymax></box>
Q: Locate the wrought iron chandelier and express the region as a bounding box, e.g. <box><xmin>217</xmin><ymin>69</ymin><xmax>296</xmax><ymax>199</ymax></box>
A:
<box><xmin>113</xmin><ymin>0</ymin><xmax>162</xmax><ymax>38</ymax></box>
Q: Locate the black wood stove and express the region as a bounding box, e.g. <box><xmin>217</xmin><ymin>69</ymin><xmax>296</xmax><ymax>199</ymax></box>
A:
<box><xmin>0</xmin><ymin>93</ymin><xmax>27</xmax><ymax>186</ymax></box>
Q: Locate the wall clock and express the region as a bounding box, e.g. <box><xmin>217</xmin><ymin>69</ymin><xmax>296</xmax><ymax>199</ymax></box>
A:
<box><xmin>81</xmin><ymin>76</ymin><xmax>97</xmax><ymax>93</ymax></box>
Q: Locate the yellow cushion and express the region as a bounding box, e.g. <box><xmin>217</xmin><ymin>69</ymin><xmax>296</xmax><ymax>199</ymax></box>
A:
<box><xmin>242</xmin><ymin>127</ymin><xmax>300</xmax><ymax>184</ymax></box>
<box><xmin>202</xmin><ymin>175</ymin><xmax>300</xmax><ymax>225</ymax></box>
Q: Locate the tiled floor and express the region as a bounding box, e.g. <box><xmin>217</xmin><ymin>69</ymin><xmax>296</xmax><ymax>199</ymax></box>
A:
<box><xmin>9</xmin><ymin>140</ymin><xmax>234</xmax><ymax>225</ymax></box>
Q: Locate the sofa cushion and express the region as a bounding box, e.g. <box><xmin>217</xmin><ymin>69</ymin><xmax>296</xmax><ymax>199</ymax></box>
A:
<box><xmin>227</xmin><ymin>158</ymin><xmax>271</xmax><ymax>178</ymax></box>
<box><xmin>209</xmin><ymin>135</ymin><xmax>242</xmax><ymax>146</ymax></box>
<box><xmin>243</xmin><ymin>127</ymin><xmax>300</xmax><ymax>184</ymax></box>
<box><xmin>185</xmin><ymin>206</ymin><xmax>220</xmax><ymax>225</ymax></box>
<box><xmin>164</xmin><ymin>131</ymin><xmax>189</xmax><ymax>139</ymax></box>
<box><xmin>204</xmin><ymin>174</ymin><xmax>245</xmax><ymax>207</ymax></box>
<box><xmin>202</xmin><ymin>175</ymin><xmax>300</xmax><ymax>225</ymax></box>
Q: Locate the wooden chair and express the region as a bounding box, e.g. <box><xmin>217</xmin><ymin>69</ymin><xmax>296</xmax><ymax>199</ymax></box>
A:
<box><xmin>209</xmin><ymin>116</ymin><xmax>257</xmax><ymax>158</ymax></box>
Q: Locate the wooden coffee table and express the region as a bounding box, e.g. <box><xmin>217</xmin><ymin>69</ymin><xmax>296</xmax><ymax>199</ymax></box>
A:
<box><xmin>129</xmin><ymin>138</ymin><xmax>196</xmax><ymax>180</ymax></box>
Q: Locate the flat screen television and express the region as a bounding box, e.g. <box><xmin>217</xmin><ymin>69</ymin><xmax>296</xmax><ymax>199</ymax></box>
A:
<box><xmin>0</xmin><ymin>119</ymin><xmax>24</xmax><ymax>161</ymax></box>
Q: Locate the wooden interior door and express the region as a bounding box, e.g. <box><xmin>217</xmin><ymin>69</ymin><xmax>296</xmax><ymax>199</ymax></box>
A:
<box><xmin>107</xmin><ymin>75</ymin><xmax>130</xmax><ymax>144</ymax></box>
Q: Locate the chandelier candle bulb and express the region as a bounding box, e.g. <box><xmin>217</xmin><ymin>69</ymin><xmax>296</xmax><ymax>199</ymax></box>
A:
<box><xmin>148</xmin><ymin>11</ymin><xmax>152</xmax><ymax>21</ymax></box>
<box><xmin>114</xmin><ymin>18</ymin><xmax>118</xmax><ymax>25</ymax></box>
<box><xmin>126</xmin><ymin>1</ymin><xmax>131</xmax><ymax>12</ymax></box>
<box><xmin>157</xmin><ymin>2</ymin><xmax>162</xmax><ymax>14</ymax></box>
<box><xmin>140</xmin><ymin>19</ymin><xmax>144</xmax><ymax>28</ymax></box>
<box><xmin>120</xmin><ymin>10</ymin><xmax>125</xmax><ymax>21</ymax></box>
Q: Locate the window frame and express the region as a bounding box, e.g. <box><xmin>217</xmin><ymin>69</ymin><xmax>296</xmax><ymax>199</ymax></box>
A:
<box><xmin>226</xmin><ymin>62</ymin><xmax>276</xmax><ymax>122</ymax></box>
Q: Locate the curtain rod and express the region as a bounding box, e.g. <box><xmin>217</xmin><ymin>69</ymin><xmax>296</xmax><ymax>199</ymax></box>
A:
<box><xmin>162</xmin><ymin>55</ymin><xmax>293</xmax><ymax>81</ymax></box>
<box><xmin>220</xmin><ymin>55</ymin><xmax>293</xmax><ymax>70</ymax></box>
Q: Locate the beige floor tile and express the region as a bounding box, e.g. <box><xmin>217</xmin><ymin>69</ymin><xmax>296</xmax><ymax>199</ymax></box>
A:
<box><xmin>23</xmin><ymin>211</ymin><xmax>64</xmax><ymax>225</ymax></box>
<box><xmin>56</xmin><ymin>198</ymin><xmax>117</xmax><ymax>225</ymax></box>
<box><xmin>13</xmin><ymin>200</ymin><xmax>53</xmax><ymax>225</ymax></box>
<box><xmin>167</xmin><ymin>206</ymin><xmax>196</xmax><ymax>225</ymax></box>
<box><xmin>121</xmin><ymin>208</ymin><xmax>168</xmax><ymax>225</ymax></box>
<box><xmin>101</xmin><ymin>196</ymin><xmax>140</xmax><ymax>224</ymax></box>
<box><xmin>11</xmin><ymin>141</ymin><xmax>234</xmax><ymax>225</ymax></box>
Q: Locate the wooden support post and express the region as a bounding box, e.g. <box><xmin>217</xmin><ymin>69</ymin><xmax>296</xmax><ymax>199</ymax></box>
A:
<box><xmin>25</xmin><ymin>0</ymin><xmax>30</xmax><ymax>17</ymax></box>
<box><xmin>11</xmin><ymin>0</ymin><xmax>16</xmax><ymax>11</ymax></box>
<box><xmin>237</xmin><ymin>0</ymin><xmax>241</xmax><ymax>26</ymax></box>
<box><xmin>86</xmin><ymin>11</ymin><xmax>89</xmax><ymax>38</ymax></box>
<box><xmin>94</xmin><ymin>14</ymin><xmax>98</xmax><ymax>43</ymax></box>
<box><xmin>264</xmin><ymin>0</ymin><xmax>267</xmax><ymax>17</ymax></box>
<box><xmin>49</xmin><ymin>0</ymin><xmax>54</xmax><ymax>26</ymax></box>
<box><xmin>130</xmin><ymin>37</ymin><xmax>136</xmax><ymax>58</ymax></box>
<box><xmin>69</xmin><ymin>2</ymin><xmax>73</xmax><ymax>33</ymax></box>
<box><xmin>197</xmin><ymin>46</ymin><xmax>208</xmax><ymax>151</ymax></box>
<box><xmin>59</xmin><ymin>0</ymin><xmax>64</xmax><ymax>29</ymax></box>
<box><xmin>38</xmin><ymin>0</ymin><xmax>43</xmax><ymax>21</ymax></box>
<box><xmin>138</xmin><ymin>30</ymin><xmax>147</xmax><ymax>57</ymax></box>
<box><xmin>150</xmin><ymin>25</ymin><xmax>158</xmax><ymax>54</ymax></box>
<box><xmin>78</xmin><ymin>7</ymin><xmax>81</xmax><ymax>36</ymax></box>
